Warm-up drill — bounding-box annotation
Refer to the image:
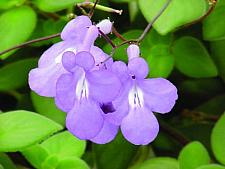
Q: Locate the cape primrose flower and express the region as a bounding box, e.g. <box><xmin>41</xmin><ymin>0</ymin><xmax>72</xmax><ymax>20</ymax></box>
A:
<box><xmin>106</xmin><ymin>44</ymin><xmax>178</xmax><ymax>145</ymax></box>
<box><xmin>55</xmin><ymin>25</ymin><xmax>121</xmax><ymax>140</ymax></box>
<box><xmin>29</xmin><ymin>15</ymin><xmax>112</xmax><ymax>97</ymax></box>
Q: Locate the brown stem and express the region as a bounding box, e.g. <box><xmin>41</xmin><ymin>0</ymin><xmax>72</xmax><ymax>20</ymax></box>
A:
<box><xmin>182</xmin><ymin>109</ymin><xmax>220</xmax><ymax>122</ymax></box>
<box><xmin>104</xmin><ymin>0</ymin><xmax>172</xmax><ymax>60</ymax></box>
<box><xmin>76</xmin><ymin>5</ymin><xmax>89</xmax><ymax>15</ymax></box>
<box><xmin>89</xmin><ymin>0</ymin><xmax>99</xmax><ymax>18</ymax></box>
<box><xmin>0</xmin><ymin>33</ymin><xmax>60</xmax><ymax>56</ymax></box>
<box><xmin>112</xmin><ymin>26</ymin><xmax>127</xmax><ymax>41</ymax></box>
<box><xmin>160</xmin><ymin>121</ymin><xmax>190</xmax><ymax>146</ymax></box>
<box><xmin>98</xmin><ymin>29</ymin><xmax>116</xmax><ymax>48</ymax></box>
<box><xmin>183</xmin><ymin>0</ymin><xmax>218</xmax><ymax>27</ymax></box>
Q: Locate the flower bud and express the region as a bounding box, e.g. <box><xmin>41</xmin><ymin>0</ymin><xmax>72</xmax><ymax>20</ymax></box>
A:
<box><xmin>127</xmin><ymin>44</ymin><xmax>140</xmax><ymax>61</ymax></box>
<box><xmin>96</xmin><ymin>19</ymin><xmax>113</xmax><ymax>34</ymax></box>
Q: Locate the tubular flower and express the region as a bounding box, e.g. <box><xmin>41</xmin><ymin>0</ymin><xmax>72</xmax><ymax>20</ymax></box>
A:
<box><xmin>55</xmin><ymin>25</ymin><xmax>121</xmax><ymax>140</ymax></box>
<box><xmin>28</xmin><ymin>16</ymin><xmax>112</xmax><ymax>97</ymax></box>
<box><xmin>106</xmin><ymin>44</ymin><xmax>178</xmax><ymax>145</ymax></box>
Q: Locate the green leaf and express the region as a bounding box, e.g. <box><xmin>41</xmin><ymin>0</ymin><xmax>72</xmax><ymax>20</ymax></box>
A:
<box><xmin>0</xmin><ymin>6</ymin><xmax>37</xmax><ymax>59</ymax></box>
<box><xmin>0</xmin><ymin>153</ymin><xmax>17</xmax><ymax>169</ymax></box>
<box><xmin>41</xmin><ymin>131</ymin><xmax>86</xmax><ymax>158</ymax></box>
<box><xmin>93</xmin><ymin>133</ymin><xmax>138</xmax><ymax>169</ymax></box>
<box><xmin>196</xmin><ymin>164</ymin><xmax>225</xmax><ymax>169</ymax></box>
<box><xmin>146</xmin><ymin>29</ymin><xmax>173</xmax><ymax>47</ymax></box>
<box><xmin>22</xmin><ymin>132</ymin><xmax>86</xmax><ymax>169</ymax></box>
<box><xmin>178</xmin><ymin>124</ymin><xmax>213</xmax><ymax>153</ymax></box>
<box><xmin>0</xmin><ymin>0</ymin><xmax>26</xmax><ymax>10</ymax></box>
<box><xmin>103</xmin><ymin>30</ymin><xmax>150</xmax><ymax>62</ymax></box>
<box><xmin>34</xmin><ymin>0</ymin><xmax>83</xmax><ymax>12</ymax></box>
<box><xmin>211</xmin><ymin>112</ymin><xmax>225</xmax><ymax>165</ymax></box>
<box><xmin>0</xmin><ymin>58</ymin><xmax>37</xmax><ymax>91</ymax></box>
<box><xmin>153</xmin><ymin>133</ymin><xmax>179</xmax><ymax>152</ymax></box>
<box><xmin>147</xmin><ymin>44</ymin><xmax>174</xmax><ymax>78</ymax></box>
<box><xmin>195</xmin><ymin>94</ymin><xmax>225</xmax><ymax>115</ymax></box>
<box><xmin>203</xmin><ymin>5</ymin><xmax>225</xmax><ymax>41</ymax></box>
<box><xmin>178</xmin><ymin>141</ymin><xmax>210</xmax><ymax>169</ymax></box>
<box><xmin>172</xmin><ymin>36</ymin><xmax>218</xmax><ymax>78</ymax></box>
<box><xmin>31</xmin><ymin>92</ymin><xmax>66</xmax><ymax>126</ymax></box>
<box><xmin>179</xmin><ymin>78</ymin><xmax>224</xmax><ymax>98</ymax></box>
<box><xmin>22</xmin><ymin>145</ymin><xmax>49</xmax><ymax>169</ymax></box>
<box><xmin>56</xmin><ymin>157</ymin><xmax>89</xmax><ymax>169</ymax></box>
<box><xmin>41</xmin><ymin>155</ymin><xmax>59</xmax><ymax>169</ymax></box>
<box><xmin>210</xmin><ymin>40</ymin><xmax>225</xmax><ymax>82</ymax></box>
<box><xmin>139</xmin><ymin>0</ymin><xmax>207</xmax><ymax>35</ymax></box>
<box><xmin>0</xmin><ymin>110</ymin><xmax>63</xmax><ymax>152</ymax></box>
<box><xmin>131</xmin><ymin>157</ymin><xmax>179</xmax><ymax>169</ymax></box>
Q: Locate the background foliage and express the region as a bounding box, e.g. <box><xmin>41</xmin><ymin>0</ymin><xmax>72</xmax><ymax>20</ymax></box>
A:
<box><xmin>0</xmin><ymin>0</ymin><xmax>225</xmax><ymax>169</ymax></box>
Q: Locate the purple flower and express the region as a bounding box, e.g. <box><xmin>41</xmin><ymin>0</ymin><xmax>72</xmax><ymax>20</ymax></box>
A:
<box><xmin>105</xmin><ymin>44</ymin><xmax>178</xmax><ymax>145</ymax></box>
<box><xmin>55</xmin><ymin>25</ymin><xmax>121</xmax><ymax>140</ymax></box>
<box><xmin>29</xmin><ymin>15</ymin><xmax>112</xmax><ymax>97</ymax></box>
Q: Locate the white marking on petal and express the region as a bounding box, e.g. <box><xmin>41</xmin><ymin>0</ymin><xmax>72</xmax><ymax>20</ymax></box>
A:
<box><xmin>76</xmin><ymin>72</ymin><xmax>89</xmax><ymax>100</ymax></box>
<box><xmin>128</xmin><ymin>86</ymin><xmax>144</xmax><ymax>109</ymax></box>
<box><xmin>54</xmin><ymin>47</ymin><xmax>77</xmax><ymax>64</ymax></box>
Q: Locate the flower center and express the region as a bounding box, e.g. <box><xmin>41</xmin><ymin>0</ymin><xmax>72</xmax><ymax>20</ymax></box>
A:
<box><xmin>76</xmin><ymin>73</ymin><xmax>89</xmax><ymax>100</ymax></box>
<box><xmin>128</xmin><ymin>85</ymin><xmax>144</xmax><ymax>109</ymax></box>
<box><xmin>55</xmin><ymin>47</ymin><xmax>76</xmax><ymax>64</ymax></box>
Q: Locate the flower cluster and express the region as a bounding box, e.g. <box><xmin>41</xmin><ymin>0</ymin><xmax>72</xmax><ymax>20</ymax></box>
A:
<box><xmin>29</xmin><ymin>15</ymin><xmax>178</xmax><ymax>145</ymax></box>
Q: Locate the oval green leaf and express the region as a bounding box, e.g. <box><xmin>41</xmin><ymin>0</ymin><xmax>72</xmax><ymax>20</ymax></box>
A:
<box><xmin>178</xmin><ymin>141</ymin><xmax>210</xmax><ymax>169</ymax></box>
<box><xmin>41</xmin><ymin>131</ymin><xmax>86</xmax><ymax>158</ymax></box>
<box><xmin>0</xmin><ymin>0</ymin><xmax>26</xmax><ymax>10</ymax></box>
<box><xmin>0</xmin><ymin>6</ymin><xmax>37</xmax><ymax>59</ymax></box>
<box><xmin>56</xmin><ymin>157</ymin><xmax>89</xmax><ymax>169</ymax></box>
<box><xmin>31</xmin><ymin>92</ymin><xmax>66</xmax><ymax>126</ymax></box>
<box><xmin>0</xmin><ymin>110</ymin><xmax>63</xmax><ymax>152</ymax></box>
<box><xmin>22</xmin><ymin>145</ymin><xmax>49</xmax><ymax>169</ymax></box>
<box><xmin>172</xmin><ymin>36</ymin><xmax>218</xmax><ymax>78</ymax></box>
<box><xmin>0</xmin><ymin>58</ymin><xmax>37</xmax><ymax>91</ymax></box>
<box><xmin>211</xmin><ymin>112</ymin><xmax>225</xmax><ymax>165</ymax></box>
<box><xmin>139</xmin><ymin>0</ymin><xmax>207</xmax><ymax>35</ymax></box>
<box><xmin>131</xmin><ymin>157</ymin><xmax>179</xmax><ymax>169</ymax></box>
<box><xmin>203</xmin><ymin>5</ymin><xmax>225</xmax><ymax>41</ymax></box>
<box><xmin>210</xmin><ymin>39</ymin><xmax>225</xmax><ymax>82</ymax></box>
<box><xmin>147</xmin><ymin>44</ymin><xmax>174</xmax><ymax>78</ymax></box>
<box><xmin>93</xmin><ymin>133</ymin><xmax>138</xmax><ymax>169</ymax></box>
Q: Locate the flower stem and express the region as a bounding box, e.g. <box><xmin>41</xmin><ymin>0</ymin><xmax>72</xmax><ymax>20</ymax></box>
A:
<box><xmin>98</xmin><ymin>29</ymin><xmax>116</xmax><ymax>48</ymax></box>
<box><xmin>0</xmin><ymin>33</ymin><xmax>60</xmax><ymax>56</ymax></box>
<box><xmin>137</xmin><ymin>0</ymin><xmax>172</xmax><ymax>43</ymax></box>
<box><xmin>160</xmin><ymin>120</ymin><xmax>190</xmax><ymax>146</ymax></box>
<box><xmin>77</xmin><ymin>2</ymin><xmax>122</xmax><ymax>15</ymax></box>
<box><xmin>112</xmin><ymin>26</ymin><xmax>127</xmax><ymax>41</ymax></box>
<box><xmin>183</xmin><ymin>0</ymin><xmax>218</xmax><ymax>27</ymax></box>
<box><xmin>89</xmin><ymin>0</ymin><xmax>99</xmax><ymax>18</ymax></box>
